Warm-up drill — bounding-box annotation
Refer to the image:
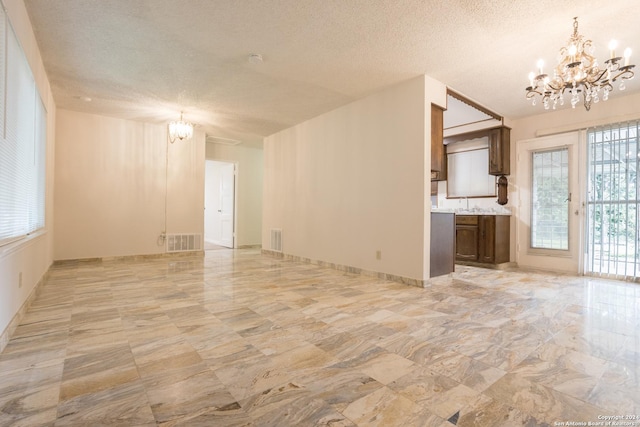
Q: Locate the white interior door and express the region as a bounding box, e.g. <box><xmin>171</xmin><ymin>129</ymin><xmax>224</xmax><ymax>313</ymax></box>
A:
<box><xmin>516</xmin><ymin>132</ymin><xmax>583</xmax><ymax>273</ymax></box>
<box><xmin>219</xmin><ymin>163</ymin><xmax>235</xmax><ymax>248</ymax></box>
<box><xmin>204</xmin><ymin>161</ymin><xmax>220</xmax><ymax>245</ymax></box>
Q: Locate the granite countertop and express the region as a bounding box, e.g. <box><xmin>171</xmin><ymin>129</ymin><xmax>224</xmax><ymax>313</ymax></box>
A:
<box><xmin>431</xmin><ymin>207</ymin><xmax>511</xmax><ymax>216</ymax></box>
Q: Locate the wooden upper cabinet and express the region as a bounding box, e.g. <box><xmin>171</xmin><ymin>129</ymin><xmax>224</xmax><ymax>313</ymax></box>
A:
<box><xmin>431</xmin><ymin>104</ymin><xmax>446</xmax><ymax>181</ymax></box>
<box><xmin>445</xmin><ymin>125</ymin><xmax>511</xmax><ymax>177</ymax></box>
<box><xmin>488</xmin><ymin>126</ymin><xmax>510</xmax><ymax>176</ymax></box>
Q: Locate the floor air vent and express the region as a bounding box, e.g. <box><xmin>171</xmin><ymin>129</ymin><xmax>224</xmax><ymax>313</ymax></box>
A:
<box><xmin>270</xmin><ymin>229</ymin><xmax>282</xmax><ymax>252</ymax></box>
<box><xmin>167</xmin><ymin>234</ymin><xmax>202</xmax><ymax>252</ymax></box>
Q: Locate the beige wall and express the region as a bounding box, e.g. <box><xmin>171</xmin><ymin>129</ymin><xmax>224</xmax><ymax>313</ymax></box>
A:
<box><xmin>0</xmin><ymin>0</ymin><xmax>56</xmax><ymax>346</ymax></box>
<box><xmin>263</xmin><ymin>75</ymin><xmax>446</xmax><ymax>282</ymax></box>
<box><xmin>205</xmin><ymin>143</ymin><xmax>263</xmax><ymax>247</ymax></box>
<box><xmin>54</xmin><ymin>110</ymin><xmax>204</xmax><ymax>260</ymax></box>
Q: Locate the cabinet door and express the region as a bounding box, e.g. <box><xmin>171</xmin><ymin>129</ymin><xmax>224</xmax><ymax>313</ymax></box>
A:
<box><xmin>493</xmin><ymin>215</ymin><xmax>510</xmax><ymax>264</ymax></box>
<box><xmin>431</xmin><ymin>104</ymin><xmax>446</xmax><ymax>180</ymax></box>
<box><xmin>489</xmin><ymin>127</ymin><xmax>510</xmax><ymax>176</ymax></box>
<box><xmin>478</xmin><ymin>215</ymin><xmax>496</xmax><ymax>263</ymax></box>
<box><xmin>456</xmin><ymin>225</ymin><xmax>479</xmax><ymax>261</ymax></box>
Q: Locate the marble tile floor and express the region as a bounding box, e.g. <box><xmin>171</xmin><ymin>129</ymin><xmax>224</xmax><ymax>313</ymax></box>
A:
<box><xmin>1</xmin><ymin>248</ymin><xmax>639</xmax><ymax>426</ymax></box>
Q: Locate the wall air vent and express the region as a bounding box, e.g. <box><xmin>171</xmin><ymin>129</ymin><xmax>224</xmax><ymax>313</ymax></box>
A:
<box><xmin>167</xmin><ymin>234</ymin><xmax>202</xmax><ymax>252</ymax></box>
<box><xmin>270</xmin><ymin>229</ymin><xmax>282</xmax><ymax>252</ymax></box>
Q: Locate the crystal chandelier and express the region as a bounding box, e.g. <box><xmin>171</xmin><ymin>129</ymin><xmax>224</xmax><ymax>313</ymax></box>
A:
<box><xmin>168</xmin><ymin>112</ymin><xmax>194</xmax><ymax>143</ymax></box>
<box><xmin>526</xmin><ymin>17</ymin><xmax>635</xmax><ymax>111</ymax></box>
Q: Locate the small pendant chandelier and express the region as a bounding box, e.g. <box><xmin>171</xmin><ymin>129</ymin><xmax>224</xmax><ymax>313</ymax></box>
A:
<box><xmin>526</xmin><ymin>17</ymin><xmax>635</xmax><ymax>111</ymax></box>
<box><xmin>168</xmin><ymin>112</ymin><xmax>194</xmax><ymax>143</ymax></box>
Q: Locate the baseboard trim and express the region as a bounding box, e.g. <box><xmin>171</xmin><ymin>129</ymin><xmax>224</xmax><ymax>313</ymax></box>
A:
<box><xmin>455</xmin><ymin>261</ymin><xmax>517</xmax><ymax>270</ymax></box>
<box><xmin>0</xmin><ymin>268</ymin><xmax>51</xmax><ymax>354</ymax></box>
<box><xmin>261</xmin><ymin>249</ymin><xmax>426</xmax><ymax>288</ymax></box>
<box><xmin>53</xmin><ymin>250</ymin><xmax>205</xmax><ymax>266</ymax></box>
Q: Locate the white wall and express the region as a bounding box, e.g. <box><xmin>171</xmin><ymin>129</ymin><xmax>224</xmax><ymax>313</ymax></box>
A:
<box><xmin>0</xmin><ymin>0</ymin><xmax>56</xmax><ymax>345</ymax></box>
<box><xmin>263</xmin><ymin>75</ymin><xmax>446</xmax><ymax>282</ymax></box>
<box><xmin>205</xmin><ymin>144</ymin><xmax>263</xmax><ymax>247</ymax></box>
<box><xmin>55</xmin><ymin>110</ymin><xmax>205</xmax><ymax>260</ymax></box>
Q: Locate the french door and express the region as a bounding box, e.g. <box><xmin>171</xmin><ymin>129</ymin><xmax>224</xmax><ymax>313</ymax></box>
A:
<box><xmin>516</xmin><ymin>132</ymin><xmax>582</xmax><ymax>273</ymax></box>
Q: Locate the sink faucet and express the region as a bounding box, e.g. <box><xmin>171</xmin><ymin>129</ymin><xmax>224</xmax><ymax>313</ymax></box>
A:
<box><xmin>463</xmin><ymin>197</ymin><xmax>469</xmax><ymax>210</ymax></box>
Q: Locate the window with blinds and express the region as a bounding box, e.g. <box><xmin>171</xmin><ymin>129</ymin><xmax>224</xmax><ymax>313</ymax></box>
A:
<box><xmin>587</xmin><ymin>121</ymin><xmax>640</xmax><ymax>280</ymax></box>
<box><xmin>0</xmin><ymin>8</ymin><xmax>47</xmax><ymax>247</ymax></box>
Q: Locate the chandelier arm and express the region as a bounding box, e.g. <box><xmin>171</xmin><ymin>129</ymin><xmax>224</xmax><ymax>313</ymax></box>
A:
<box><xmin>587</xmin><ymin>68</ymin><xmax>609</xmax><ymax>84</ymax></box>
<box><xmin>526</xmin><ymin>88</ymin><xmax>546</xmax><ymax>98</ymax></box>
<box><xmin>600</xmin><ymin>81</ymin><xmax>613</xmax><ymax>91</ymax></box>
<box><xmin>611</xmin><ymin>68</ymin><xmax>635</xmax><ymax>82</ymax></box>
<box><xmin>546</xmin><ymin>82</ymin><xmax>564</xmax><ymax>92</ymax></box>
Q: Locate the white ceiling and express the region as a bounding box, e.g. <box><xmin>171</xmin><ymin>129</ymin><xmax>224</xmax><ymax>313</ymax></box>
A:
<box><xmin>23</xmin><ymin>0</ymin><xmax>640</xmax><ymax>148</ymax></box>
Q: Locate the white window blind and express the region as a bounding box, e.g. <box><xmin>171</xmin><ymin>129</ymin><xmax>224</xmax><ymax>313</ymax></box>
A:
<box><xmin>0</xmin><ymin>8</ymin><xmax>46</xmax><ymax>247</ymax></box>
<box><xmin>447</xmin><ymin>137</ymin><xmax>496</xmax><ymax>198</ymax></box>
<box><xmin>0</xmin><ymin>5</ymin><xmax>4</xmax><ymax>138</ymax></box>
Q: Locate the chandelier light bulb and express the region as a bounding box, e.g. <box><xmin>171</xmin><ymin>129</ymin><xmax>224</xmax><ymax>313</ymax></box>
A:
<box><xmin>528</xmin><ymin>71</ymin><xmax>535</xmax><ymax>87</ymax></box>
<box><xmin>537</xmin><ymin>59</ymin><xmax>545</xmax><ymax>74</ymax></box>
<box><xmin>624</xmin><ymin>48</ymin><xmax>632</xmax><ymax>66</ymax></box>
<box><xmin>608</xmin><ymin>39</ymin><xmax>618</xmax><ymax>59</ymax></box>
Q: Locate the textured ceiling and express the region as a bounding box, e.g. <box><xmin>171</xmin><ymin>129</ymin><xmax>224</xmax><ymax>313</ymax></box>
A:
<box><xmin>23</xmin><ymin>0</ymin><xmax>640</xmax><ymax>148</ymax></box>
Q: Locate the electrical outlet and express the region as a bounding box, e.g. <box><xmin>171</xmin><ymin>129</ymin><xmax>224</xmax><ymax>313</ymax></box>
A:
<box><xmin>18</xmin><ymin>272</ymin><xmax>22</xmax><ymax>288</ymax></box>
<box><xmin>376</xmin><ymin>250</ymin><xmax>381</xmax><ymax>260</ymax></box>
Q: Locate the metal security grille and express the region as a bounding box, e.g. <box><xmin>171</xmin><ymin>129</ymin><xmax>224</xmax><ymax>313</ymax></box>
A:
<box><xmin>531</xmin><ymin>148</ymin><xmax>570</xmax><ymax>250</ymax></box>
<box><xmin>586</xmin><ymin>121</ymin><xmax>640</xmax><ymax>280</ymax></box>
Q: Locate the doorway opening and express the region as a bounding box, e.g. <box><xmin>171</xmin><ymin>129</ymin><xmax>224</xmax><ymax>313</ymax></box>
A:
<box><xmin>204</xmin><ymin>160</ymin><xmax>236</xmax><ymax>249</ymax></box>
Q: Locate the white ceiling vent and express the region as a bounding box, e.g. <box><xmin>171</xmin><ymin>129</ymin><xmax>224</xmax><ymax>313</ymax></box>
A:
<box><xmin>205</xmin><ymin>135</ymin><xmax>242</xmax><ymax>146</ymax></box>
<box><xmin>167</xmin><ymin>234</ymin><xmax>202</xmax><ymax>252</ymax></box>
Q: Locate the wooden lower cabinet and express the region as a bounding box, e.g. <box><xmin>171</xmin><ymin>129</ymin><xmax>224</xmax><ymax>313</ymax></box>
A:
<box><xmin>455</xmin><ymin>215</ymin><xmax>479</xmax><ymax>261</ymax></box>
<box><xmin>456</xmin><ymin>215</ymin><xmax>509</xmax><ymax>265</ymax></box>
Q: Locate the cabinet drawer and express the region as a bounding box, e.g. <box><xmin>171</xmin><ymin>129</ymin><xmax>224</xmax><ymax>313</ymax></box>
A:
<box><xmin>456</xmin><ymin>215</ymin><xmax>478</xmax><ymax>225</ymax></box>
